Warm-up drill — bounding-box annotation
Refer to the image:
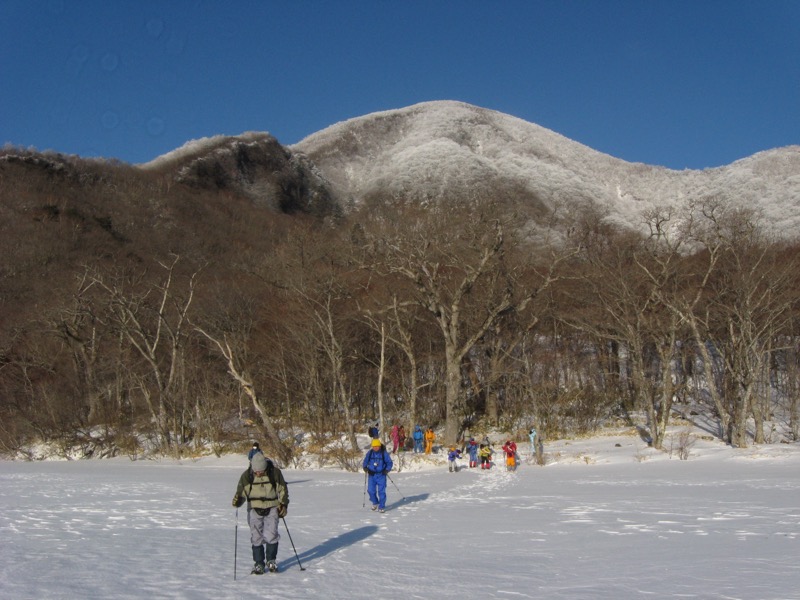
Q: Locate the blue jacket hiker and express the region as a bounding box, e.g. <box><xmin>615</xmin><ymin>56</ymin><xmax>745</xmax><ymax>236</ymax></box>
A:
<box><xmin>362</xmin><ymin>439</ymin><xmax>393</xmax><ymax>512</ymax></box>
<box><xmin>447</xmin><ymin>446</ymin><xmax>462</xmax><ymax>472</ymax></box>
<box><xmin>412</xmin><ymin>426</ymin><xmax>424</xmax><ymax>453</ymax></box>
<box><xmin>247</xmin><ymin>442</ymin><xmax>262</xmax><ymax>461</ymax></box>
<box><xmin>368</xmin><ymin>421</ymin><xmax>379</xmax><ymax>439</ymax></box>
<box><xmin>466</xmin><ymin>438</ymin><xmax>479</xmax><ymax>468</ymax></box>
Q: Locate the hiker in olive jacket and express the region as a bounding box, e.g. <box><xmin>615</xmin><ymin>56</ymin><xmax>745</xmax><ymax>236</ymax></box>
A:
<box><xmin>232</xmin><ymin>453</ymin><xmax>289</xmax><ymax>574</ymax></box>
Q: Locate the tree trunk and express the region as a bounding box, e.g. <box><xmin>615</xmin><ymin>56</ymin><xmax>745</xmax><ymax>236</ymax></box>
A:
<box><xmin>443</xmin><ymin>345</ymin><xmax>462</xmax><ymax>445</ymax></box>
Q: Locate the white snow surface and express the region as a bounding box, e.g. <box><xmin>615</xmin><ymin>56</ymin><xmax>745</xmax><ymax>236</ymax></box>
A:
<box><xmin>3</xmin><ymin>431</ymin><xmax>800</xmax><ymax>599</ymax></box>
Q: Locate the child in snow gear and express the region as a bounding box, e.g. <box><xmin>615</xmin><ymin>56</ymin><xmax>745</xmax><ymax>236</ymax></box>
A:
<box><xmin>447</xmin><ymin>446</ymin><xmax>462</xmax><ymax>472</ymax></box>
<box><xmin>413</xmin><ymin>425</ymin><xmax>424</xmax><ymax>453</ymax></box>
<box><xmin>479</xmin><ymin>443</ymin><xmax>493</xmax><ymax>470</ymax></box>
<box><xmin>466</xmin><ymin>437</ymin><xmax>479</xmax><ymax>468</ymax></box>
<box><xmin>362</xmin><ymin>438</ymin><xmax>393</xmax><ymax>512</ymax></box>
<box><xmin>232</xmin><ymin>452</ymin><xmax>289</xmax><ymax>574</ymax></box>
<box><xmin>502</xmin><ymin>440</ymin><xmax>518</xmax><ymax>471</ymax></box>
<box><xmin>424</xmin><ymin>427</ymin><xmax>435</xmax><ymax>454</ymax></box>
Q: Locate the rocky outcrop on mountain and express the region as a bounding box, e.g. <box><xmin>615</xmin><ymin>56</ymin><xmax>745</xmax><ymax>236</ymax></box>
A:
<box><xmin>142</xmin><ymin>132</ymin><xmax>338</xmax><ymax>218</ymax></box>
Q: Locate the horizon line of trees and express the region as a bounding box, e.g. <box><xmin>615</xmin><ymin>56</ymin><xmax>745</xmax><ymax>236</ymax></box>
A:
<box><xmin>2</xmin><ymin>185</ymin><xmax>799</xmax><ymax>463</ymax></box>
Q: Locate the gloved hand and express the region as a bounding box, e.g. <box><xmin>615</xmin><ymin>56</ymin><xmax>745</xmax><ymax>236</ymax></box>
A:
<box><xmin>363</xmin><ymin>466</ymin><xmax>369</xmax><ymax>473</ymax></box>
<box><xmin>382</xmin><ymin>469</ymin><xmax>388</xmax><ymax>475</ymax></box>
<box><xmin>232</xmin><ymin>494</ymin><xmax>245</xmax><ymax>508</ymax></box>
<box><xmin>278</xmin><ymin>504</ymin><xmax>288</xmax><ymax>518</ymax></box>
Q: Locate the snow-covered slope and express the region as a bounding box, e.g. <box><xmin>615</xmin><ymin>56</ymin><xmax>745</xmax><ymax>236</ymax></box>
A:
<box><xmin>291</xmin><ymin>101</ymin><xmax>800</xmax><ymax>235</ymax></box>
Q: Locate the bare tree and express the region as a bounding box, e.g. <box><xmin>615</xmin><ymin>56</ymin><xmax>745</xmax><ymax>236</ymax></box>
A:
<box><xmin>91</xmin><ymin>256</ymin><xmax>200</xmax><ymax>452</ymax></box>
<box><xmin>299</xmin><ymin>278</ymin><xmax>362</xmax><ymax>452</ymax></box>
<box><xmin>258</xmin><ymin>222</ymin><xmax>365</xmax><ymax>453</ymax></box>
<box><xmin>696</xmin><ymin>208</ymin><xmax>795</xmax><ymax>446</ymax></box>
<box><xmin>564</xmin><ymin>208</ymin><xmax>692</xmax><ymax>449</ymax></box>
<box><xmin>662</xmin><ymin>202</ymin><xmax>797</xmax><ymax>447</ymax></box>
<box><xmin>362</xmin><ymin>203</ymin><xmax>570</xmax><ymax>445</ymax></box>
<box><xmin>193</xmin><ymin>325</ymin><xmax>292</xmax><ymax>464</ymax></box>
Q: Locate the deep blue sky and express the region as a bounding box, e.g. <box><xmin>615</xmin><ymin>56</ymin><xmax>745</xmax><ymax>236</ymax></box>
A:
<box><xmin>2</xmin><ymin>1</ymin><xmax>798</xmax><ymax>169</ymax></box>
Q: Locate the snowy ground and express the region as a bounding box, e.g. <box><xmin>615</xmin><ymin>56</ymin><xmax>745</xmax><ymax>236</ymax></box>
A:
<box><xmin>2</xmin><ymin>432</ymin><xmax>800</xmax><ymax>599</ymax></box>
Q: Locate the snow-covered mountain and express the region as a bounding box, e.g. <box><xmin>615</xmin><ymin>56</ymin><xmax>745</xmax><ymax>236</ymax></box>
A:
<box><xmin>289</xmin><ymin>101</ymin><xmax>800</xmax><ymax>235</ymax></box>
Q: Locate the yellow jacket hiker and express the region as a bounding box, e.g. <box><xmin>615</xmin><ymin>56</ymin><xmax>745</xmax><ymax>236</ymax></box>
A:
<box><xmin>424</xmin><ymin>428</ymin><xmax>435</xmax><ymax>454</ymax></box>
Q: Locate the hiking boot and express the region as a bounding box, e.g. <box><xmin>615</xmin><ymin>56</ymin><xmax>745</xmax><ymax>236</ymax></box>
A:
<box><xmin>267</xmin><ymin>561</ymin><xmax>278</xmax><ymax>573</ymax></box>
<box><xmin>371</xmin><ymin>505</ymin><xmax>378</xmax><ymax>511</ymax></box>
<box><xmin>379</xmin><ymin>508</ymin><xmax>386</xmax><ymax>513</ymax></box>
<box><xmin>252</xmin><ymin>563</ymin><xmax>265</xmax><ymax>575</ymax></box>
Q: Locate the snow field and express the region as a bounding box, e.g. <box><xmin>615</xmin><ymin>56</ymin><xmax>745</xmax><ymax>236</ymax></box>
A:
<box><xmin>2</xmin><ymin>440</ymin><xmax>800</xmax><ymax>599</ymax></box>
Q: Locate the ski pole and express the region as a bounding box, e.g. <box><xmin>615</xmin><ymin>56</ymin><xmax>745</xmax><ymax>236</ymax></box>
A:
<box><xmin>386</xmin><ymin>473</ymin><xmax>406</xmax><ymax>500</ymax></box>
<box><xmin>362</xmin><ymin>470</ymin><xmax>367</xmax><ymax>508</ymax></box>
<box><xmin>282</xmin><ymin>517</ymin><xmax>306</xmax><ymax>571</ymax></box>
<box><xmin>233</xmin><ymin>507</ymin><xmax>239</xmax><ymax>580</ymax></box>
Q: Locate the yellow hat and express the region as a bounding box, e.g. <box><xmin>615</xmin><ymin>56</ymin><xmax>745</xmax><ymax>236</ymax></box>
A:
<box><xmin>371</xmin><ymin>439</ymin><xmax>382</xmax><ymax>447</ymax></box>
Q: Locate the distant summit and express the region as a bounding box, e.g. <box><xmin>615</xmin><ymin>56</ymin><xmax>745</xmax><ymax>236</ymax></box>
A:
<box><xmin>141</xmin><ymin>100</ymin><xmax>800</xmax><ymax>236</ymax></box>
<box><xmin>290</xmin><ymin>101</ymin><xmax>800</xmax><ymax>235</ymax></box>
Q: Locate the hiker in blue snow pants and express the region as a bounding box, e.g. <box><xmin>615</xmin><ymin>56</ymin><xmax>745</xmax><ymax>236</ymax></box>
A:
<box><xmin>413</xmin><ymin>425</ymin><xmax>424</xmax><ymax>453</ymax></box>
<box><xmin>363</xmin><ymin>439</ymin><xmax>394</xmax><ymax>511</ymax></box>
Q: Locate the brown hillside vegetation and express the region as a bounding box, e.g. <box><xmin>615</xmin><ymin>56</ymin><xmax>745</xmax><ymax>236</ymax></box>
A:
<box><xmin>2</xmin><ymin>141</ymin><xmax>800</xmax><ymax>462</ymax></box>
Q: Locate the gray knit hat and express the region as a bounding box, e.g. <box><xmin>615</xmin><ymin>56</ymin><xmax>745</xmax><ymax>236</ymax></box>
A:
<box><xmin>251</xmin><ymin>453</ymin><xmax>268</xmax><ymax>472</ymax></box>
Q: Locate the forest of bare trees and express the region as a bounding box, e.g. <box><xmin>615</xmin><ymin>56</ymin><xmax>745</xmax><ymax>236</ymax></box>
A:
<box><xmin>2</xmin><ymin>152</ymin><xmax>799</xmax><ymax>463</ymax></box>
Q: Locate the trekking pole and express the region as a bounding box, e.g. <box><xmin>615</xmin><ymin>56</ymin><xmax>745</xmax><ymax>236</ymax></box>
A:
<box><xmin>233</xmin><ymin>507</ymin><xmax>239</xmax><ymax>581</ymax></box>
<box><xmin>386</xmin><ymin>473</ymin><xmax>406</xmax><ymax>501</ymax></box>
<box><xmin>282</xmin><ymin>517</ymin><xmax>306</xmax><ymax>571</ymax></box>
<box><xmin>362</xmin><ymin>470</ymin><xmax>367</xmax><ymax>508</ymax></box>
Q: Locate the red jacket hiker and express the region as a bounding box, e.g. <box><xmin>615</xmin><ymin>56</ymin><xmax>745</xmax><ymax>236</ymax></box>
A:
<box><xmin>502</xmin><ymin>440</ymin><xmax>518</xmax><ymax>471</ymax></box>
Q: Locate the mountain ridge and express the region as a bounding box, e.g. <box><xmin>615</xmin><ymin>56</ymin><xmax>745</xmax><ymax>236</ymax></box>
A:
<box><xmin>286</xmin><ymin>100</ymin><xmax>800</xmax><ymax>235</ymax></box>
<box><xmin>127</xmin><ymin>100</ymin><xmax>800</xmax><ymax>236</ymax></box>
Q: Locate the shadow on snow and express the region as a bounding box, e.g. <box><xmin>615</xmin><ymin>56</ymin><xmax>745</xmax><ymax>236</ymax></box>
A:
<box><xmin>280</xmin><ymin>525</ymin><xmax>379</xmax><ymax>571</ymax></box>
<box><xmin>386</xmin><ymin>492</ymin><xmax>429</xmax><ymax>511</ymax></box>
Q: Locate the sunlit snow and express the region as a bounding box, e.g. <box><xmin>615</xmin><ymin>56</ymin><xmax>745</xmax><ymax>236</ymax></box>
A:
<box><xmin>3</xmin><ymin>431</ymin><xmax>800</xmax><ymax>599</ymax></box>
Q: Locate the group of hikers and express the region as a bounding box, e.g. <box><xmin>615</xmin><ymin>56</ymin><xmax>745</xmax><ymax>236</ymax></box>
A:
<box><xmin>234</xmin><ymin>426</ymin><xmax>539</xmax><ymax>575</ymax></box>
<box><xmin>370</xmin><ymin>420</ymin><xmax>539</xmax><ymax>470</ymax></box>
<box><xmin>447</xmin><ymin>435</ymin><xmax>531</xmax><ymax>472</ymax></box>
<box><xmin>371</xmin><ymin>422</ymin><xmax>437</xmax><ymax>454</ymax></box>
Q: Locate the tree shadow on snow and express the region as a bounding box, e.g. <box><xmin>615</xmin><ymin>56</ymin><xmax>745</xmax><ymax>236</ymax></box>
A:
<box><xmin>279</xmin><ymin>525</ymin><xmax>379</xmax><ymax>571</ymax></box>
